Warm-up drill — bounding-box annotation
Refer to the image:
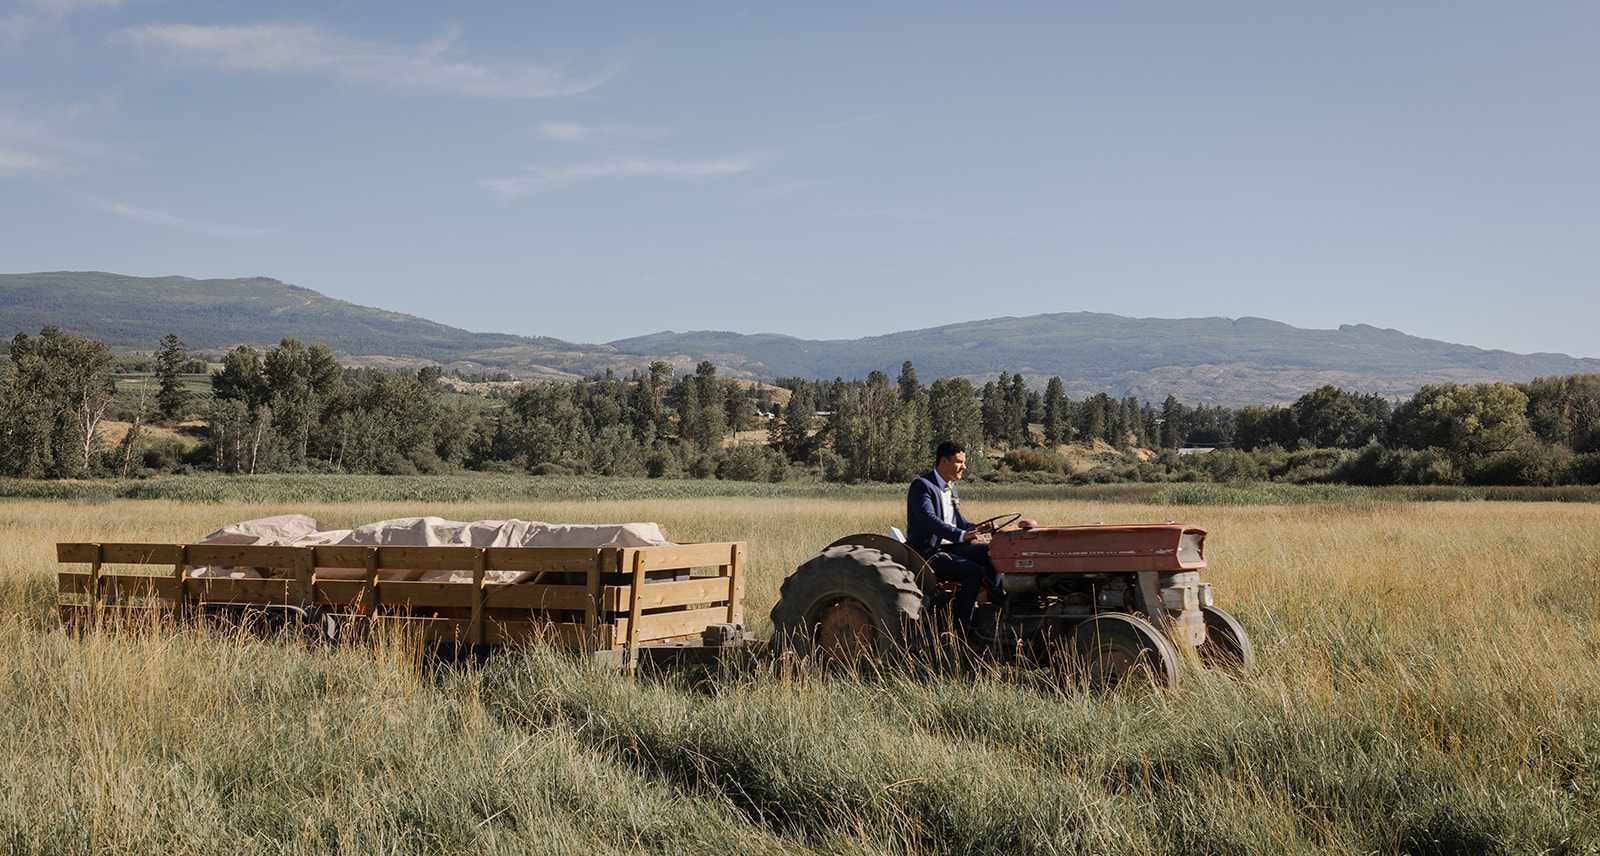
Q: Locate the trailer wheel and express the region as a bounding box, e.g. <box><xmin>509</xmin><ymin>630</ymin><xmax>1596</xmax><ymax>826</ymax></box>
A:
<box><xmin>1197</xmin><ymin>605</ymin><xmax>1255</xmax><ymax>674</ymax></box>
<box><xmin>770</xmin><ymin>545</ymin><xmax>924</xmax><ymax>662</ymax></box>
<box><xmin>1068</xmin><ymin>613</ymin><xmax>1181</xmax><ymax>690</ymax></box>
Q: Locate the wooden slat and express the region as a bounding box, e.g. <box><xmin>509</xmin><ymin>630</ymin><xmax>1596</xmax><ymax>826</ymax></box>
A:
<box><xmin>88</xmin><ymin>544</ymin><xmax>103</xmax><ymax>627</ymax></box>
<box><xmin>726</xmin><ymin>542</ymin><xmax>745</xmax><ymax>625</ymax></box>
<box><xmin>481</xmin><ymin>584</ymin><xmax>594</xmax><ymax>611</ymax></box>
<box><xmin>310</xmin><ymin>580</ymin><xmax>594</xmax><ymax>611</ymax></box>
<box><xmin>634</xmin><ymin>542</ymin><xmax>742</xmax><ymax>571</ymax></box>
<box><xmin>600</xmin><ymin>576</ymin><xmax>732</xmax><ymax>613</ymax></box>
<box><xmin>627</xmin><ymin>550</ymin><xmax>648</xmax><ymax>668</ymax></box>
<box><xmin>183</xmin><ymin>545</ymin><xmax>306</xmax><ymax>569</ymax></box>
<box><xmin>370</xmin><ymin>546</ymin><xmax>493</xmax><ymax>572</ymax></box>
<box><xmin>312</xmin><ymin>580</ymin><xmax>368</xmax><ymax>604</ymax></box>
<box><xmin>363</xmin><ymin>615</ymin><xmax>610</xmax><ymax>650</ymax></box>
<box><xmin>58</xmin><ymin>572</ymin><xmax>174</xmax><ymax>598</ymax></box>
<box><xmin>367</xmin><ymin>580</ymin><xmax>478</xmax><ymax>609</ymax></box>
<box><xmin>362</xmin><ymin>549</ymin><xmax>380</xmax><ymax>629</ymax></box>
<box><xmin>59</xmin><ymin>543</ymin><xmax>183</xmax><ymax>565</ymax></box>
<box><xmin>59</xmin><ymin>541</ymin><xmax>746</xmax><ymax>572</ymax></box>
<box><xmin>479</xmin><ymin>620</ymin><xmax>608</xmax><ymax>650</ymax></box>
<box><xmin>58</xmin><ymin>543</ymin><xmax>97</xmax><ymax>563</ymax></box>
<box><xmin>585</xmin><ymin>549</ymin><xmax>605</xmax><ymax>628</ymax></box>
<box><xmin>482</xmin><ymin>547</ymin><xmax>600</xmax><ymax>574</ymax></box>
<box><xmin>312</xmin><ymin>545</ymin><xmax>379</xmax><ymax>569</ymax></box>
<box><xmin>171</xmin><ymin>546</ymin><xmax>189</xmax><ymax>622</ymax></box>
<box><xmin>190</xmin><ymin>578</ymin><xmax>297</xmax><ymax>602</ymax></box>
<box><xmin>627</xmin><ymin>606</ymin><xmax>731</xmax><ymax>644</ymax></box>
<box><xmin>308</xmin><ymin>545</ymin><xmax>601</xmax><ymax>575</ymax></box>
<box><xmin>470</xmin><ymin>549</ymin><xmax>487</xmax><ymax>646</ymax></box>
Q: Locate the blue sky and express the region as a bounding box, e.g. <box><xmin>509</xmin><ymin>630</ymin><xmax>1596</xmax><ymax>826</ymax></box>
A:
<box><xmin>3</xmin><ymin>1</ymin><xmax>1597</xmax><ymax>359</ymax></box>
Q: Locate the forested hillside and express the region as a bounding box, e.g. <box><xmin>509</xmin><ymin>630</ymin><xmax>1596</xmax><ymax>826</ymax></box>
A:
<box><xmin>614</xmin><ymin>316</ymin><xmax>1600</xmax><ymax>406</ymax></box>
<box><xmin>0</xmin><ymin>272</ymin><xmax>620</xmax><ymax>381</ymax></box>
<box><xmin>7</xmin><ymin>271</ymin><xmax>1598</xmax><ymax>407</ymax></box>
<box><xmin>3</xmin><ymin>327</ymin><xmax>1597</xmax><ymax>488</ymax></box>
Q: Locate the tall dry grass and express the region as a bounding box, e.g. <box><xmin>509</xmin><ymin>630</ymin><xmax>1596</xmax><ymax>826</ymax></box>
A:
<box><xmin>2</xmin><ymin>494</ymin><xmax>1597</xmax><ymax>854</ymax></box>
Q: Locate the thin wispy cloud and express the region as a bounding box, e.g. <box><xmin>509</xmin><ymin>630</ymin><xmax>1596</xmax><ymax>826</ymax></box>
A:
<box><xmin>116</xmin><ymin>23</ymin><xmax>610</xmax><ymax>98</ymax></box>
<box><xmin>89</xmin><ymin>195</ymin><xmax>263</xmax><ymax>237</ymax></box>
<box><xmin>536</xmin><ymin>121</ymin><xmax>669</xmax><ymax>142</ymax></box>
<box><xmin>3</xmin><ymin>0</ymin><xmax>127</xmax><ymax>39</ymax></box>
<box><xmin>744</xmin><ymin>179</ymin><xmax>825</xmax><ymax>203</ymax></box>
<box><xmin>0</xmin><ymin>106</ymin><xmax>100</xmax><ymax>176</ymax></box>
<box><xmin>478</xmin><ymin>155</ymin><xmax>763</xmax><ymax>200</ymax></box>
<box><xmin>0</xmin><ymin>148</ymin><xmax>59</xmax><ymax>174</ymax></box>
<box><xmin>829</xmin><ymin>204</ymin><xmax>941</xmax><ymax>220</ymax></box>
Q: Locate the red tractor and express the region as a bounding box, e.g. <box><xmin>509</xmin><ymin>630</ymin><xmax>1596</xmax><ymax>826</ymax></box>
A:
<box><xmin>769</xmin><ymin>518</ymin><xmax>1252</xmax><ymax>688</ymax></box>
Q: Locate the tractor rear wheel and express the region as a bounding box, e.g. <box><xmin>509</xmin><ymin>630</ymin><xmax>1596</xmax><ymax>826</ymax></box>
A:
<box><xmin>1197</xmin><ymin>605</ymin><xmax>1255</xmax><ymax>674</ymax></box>
<box><xmin>1067</xmin><ymin>613</ymin><xmax>1181</xmax><ymax>690</ymax></box>
<box><xmin>769</xmin><ymin>545</ymin><xmax>924</xmax><ymax>662</ymax></box>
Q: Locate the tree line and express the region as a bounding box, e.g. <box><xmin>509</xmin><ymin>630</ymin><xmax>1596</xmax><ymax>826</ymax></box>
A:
<box><xmin>3</xmin><ymin>327</ymin><xmax>1598</xmax><ymax>486</ymax></box>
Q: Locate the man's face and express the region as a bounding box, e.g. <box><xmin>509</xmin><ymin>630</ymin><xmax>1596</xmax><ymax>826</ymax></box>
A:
<box><xmin>936</xmin><ymin>451</ymin><xmax>967</xmax><ymax>483</ymax></box>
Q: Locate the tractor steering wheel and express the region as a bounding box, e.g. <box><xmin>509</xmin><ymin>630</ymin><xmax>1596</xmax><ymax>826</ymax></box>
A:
<box><xmin>971</xmin><ymin>512</ymin><xmax>1022</xmax><ymax>535</ymax></box>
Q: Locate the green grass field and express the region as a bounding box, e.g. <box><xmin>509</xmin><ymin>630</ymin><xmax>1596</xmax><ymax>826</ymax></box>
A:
<box><xmin>2</xmin><ymin>485</ymin><xmax>1597</xmax><ymax>854</ymax></box>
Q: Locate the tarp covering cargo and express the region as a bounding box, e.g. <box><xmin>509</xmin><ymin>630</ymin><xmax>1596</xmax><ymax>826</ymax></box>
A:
<box><xmin>189</xmin><ymin>515</ymin><xmax>674</xmax><ymax>583</ymax></box>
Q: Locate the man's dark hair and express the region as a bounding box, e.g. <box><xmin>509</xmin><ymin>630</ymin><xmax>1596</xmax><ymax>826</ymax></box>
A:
<box><xmin>935</xmin><ymin>440</ymin><xmax>966</xmax><ymax>463</ymax></box>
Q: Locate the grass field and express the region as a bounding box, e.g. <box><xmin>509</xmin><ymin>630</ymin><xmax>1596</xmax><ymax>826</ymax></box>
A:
<box><xmin>2</xmin><ymin>489</ymin><xmax>1597</xmax><ymax>854</ymax></box>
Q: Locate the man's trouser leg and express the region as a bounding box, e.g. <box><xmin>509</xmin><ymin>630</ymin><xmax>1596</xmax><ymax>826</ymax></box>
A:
<box><xmin>927</xmin><ymin>542</ymin><xmax>992</xmax><ymax>631</ymax></box>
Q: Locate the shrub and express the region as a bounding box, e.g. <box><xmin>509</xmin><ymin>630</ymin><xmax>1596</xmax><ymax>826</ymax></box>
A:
<box><xmin>528</xmin><ymin>462</ymin><xmax>573</xmax><ymax>477</ymax></box>
<box><xmin>687</xmin><ymin>454</ymin><xmax>717</xmax><ymax>480</ymax></box>
<box><xmin>715</xmin><ymin>445</ymin><xmax>771</xmax><ymax>482</ymax></box>
<box><xmin>1001</xmin><ymin>447</ymin><xmax>1066</xmax><ymax>474</ymax></box>
<box><xmin>1198</xmin><ymin>450</ymin><xmax>1263</xmax><ymax>483</ymax></box>
<box><xmin>645</xmin><ymin>449</ymin><xmax>678</xmax><ymax>479</ymax></box>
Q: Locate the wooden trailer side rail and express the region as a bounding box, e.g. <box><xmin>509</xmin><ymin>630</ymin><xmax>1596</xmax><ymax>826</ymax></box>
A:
<box><xmin>57</xmin><ymin>540</ymin><xmax>747</xmax><ymax>666</ymax></box>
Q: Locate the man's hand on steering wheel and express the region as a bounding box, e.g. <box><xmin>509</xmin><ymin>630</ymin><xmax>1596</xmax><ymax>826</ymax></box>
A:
<box><xmin>969</xmin><ymin>512</ymin><xmax>1023</xmax><ymax>537</ymax></box>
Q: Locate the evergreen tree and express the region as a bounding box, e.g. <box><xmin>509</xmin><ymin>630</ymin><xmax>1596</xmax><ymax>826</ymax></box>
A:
<box><xmin>155</xmin><ymin>333</ymin><xmax>189</xmax><ymax>421</ymax></box>
<box><xmin>1041</xmin><ymin>377</ymin><xmax>1070</xmax><ymax>446</ymax></box>
<box><xmin>928</xmin><ymin>376</ymin><xmax>982</xmax><ymax>455</ymax></box>
<box><xmin>771</xmin><ymin>382</ymin><xmax>816</xmax><ymax>462</ymax></box>
<box><xmin>634</xmin><ymin>360</ymin><xmax>672</xmax><ymax>442</ymax></box>
<box><xmin>823</xmin><ymin>378</ymin><xmax>862</xmax><ymax>480</ymax></box>
<box><xmin>855</xmin><ymin>370</ymin><xmax>897</xmax><ymax>481</ymax></box>
<box><xmin>894</xmin><ymin>361</ymin><xmax>931</xmax><ymax>480</ymax></box>
<box><xmin>1006</xmin><ymin>373</ymin><xmax>1030</xmax><ymax>446</ymax></box>
<box><xmin>725</xmin><ymin>382</ymin><xmax>755</xmax><ymax>436</ymax></box>
<box><xmin>691</xmin><ymin>361</ymin><xmax>725</xmax><ymax>454</ymax></box>
<box><xmin>1159</xmin><ymin>394</ymin><xmax>1185</xmax><ymax>449</ymax></box>
<box><xmin>1075</xmin><ymin>393</ymin><xmax>1111</xmax><ymax>445</ymax></box>
<box><xmin>980</xmin><ymin>377</ymin><xmax>1007</xmax><ymax>447</ymax></box>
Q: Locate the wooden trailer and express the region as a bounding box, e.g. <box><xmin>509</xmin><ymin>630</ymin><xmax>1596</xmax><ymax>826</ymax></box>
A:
<box><xmin>56</xmin><ymin>539</ymin><xmax>749</xmax><ymax>667</ymax></box>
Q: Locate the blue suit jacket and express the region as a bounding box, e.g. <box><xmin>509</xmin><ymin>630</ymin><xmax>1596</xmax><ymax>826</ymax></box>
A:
<box><xmin>906</xmin><ymin>469</ymin><xmax>973</xmax><ymax>559</ymax></box>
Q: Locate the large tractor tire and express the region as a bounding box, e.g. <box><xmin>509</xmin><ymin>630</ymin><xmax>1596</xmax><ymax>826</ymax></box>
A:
<box><xmin>1197</xmin><ymin>605</ymin><xmax>1255</xmax><ymax>674</ymax></box>
<box><xmin>1067</xmin><ymin>613</ymin><xmax>1181</xmax><ymax>690</ymax></box>
<box><xmin>769</xmin><ymin>544</ymin><xmax>925</xmax><ymax>662</ymax></box>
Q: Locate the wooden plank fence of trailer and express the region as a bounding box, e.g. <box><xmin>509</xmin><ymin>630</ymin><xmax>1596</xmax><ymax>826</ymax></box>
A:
<box><xmin>57</xmin><ymin>540</ymin><xmax>746</xmax><ymax>666</ymax></box>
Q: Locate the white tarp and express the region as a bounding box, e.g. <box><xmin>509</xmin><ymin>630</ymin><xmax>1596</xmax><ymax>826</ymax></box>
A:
<box><xmin>188</xmin><ymin>514</ymin><xmax>673</xmax><ymax>583</ymax></box>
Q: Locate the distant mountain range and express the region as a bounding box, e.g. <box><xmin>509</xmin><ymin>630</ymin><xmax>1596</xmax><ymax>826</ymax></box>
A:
<box><xmin>5</xmin><ymin>271</ymin><xmax>1596</xmax><ymax>407</ymax></box>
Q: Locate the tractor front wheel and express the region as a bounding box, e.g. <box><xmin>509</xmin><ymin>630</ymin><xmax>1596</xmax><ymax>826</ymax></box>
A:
<box><xmin>1197</xmin><ymin>605</ymin><xmax>1255</xmax><ymax>674</ymax></box>
<box><xmin>1067</xmin><ymin>613</ymin><xmax>1181</xmax><ymax>690</ymax></box>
